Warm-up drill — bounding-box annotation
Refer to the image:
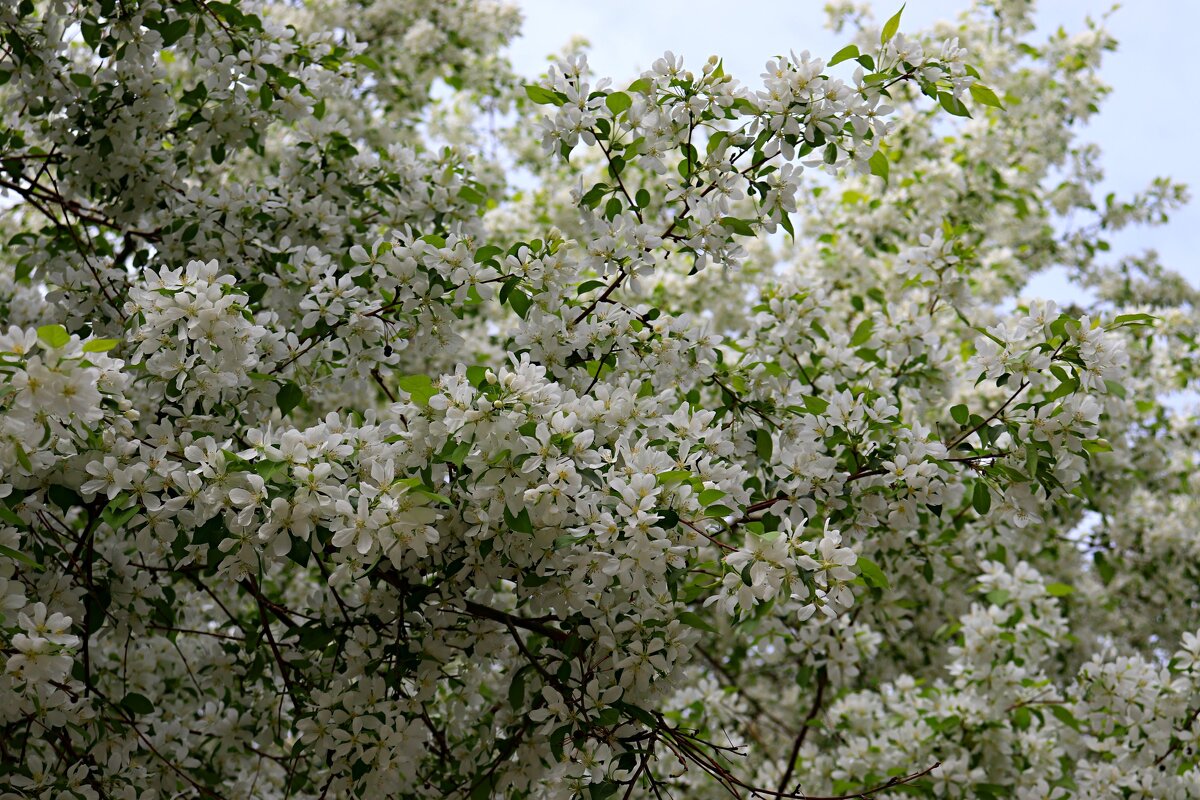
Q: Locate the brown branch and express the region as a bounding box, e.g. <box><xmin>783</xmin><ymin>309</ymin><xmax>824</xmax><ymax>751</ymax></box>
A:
<box><xmin>681</xmin><ymin>518</ymin><xmax>736</xmax><ymax>552</ymax></box>
<box><xmin>1154</xmin><ymin>704</ymin><xmax>1200</xmax><ymax>767</ymax></box>
<box><xmin>696</xmin><ymin>646</ymin><xmax>798</xmax><ymax>737</ymax></box>
<box><xmin>777</xmin><ymin>668</ymin><xmax>827</xmax><ymax>796</ymax></box>
<box><xmin>462</xmin><ymin>599</ymin><xmax>568</xmax><ymax>642</ymax></box>
<box><xmin>802</xmin><ymin>761</ymin><xmax>941</xmax><ymax>800</ymax></box>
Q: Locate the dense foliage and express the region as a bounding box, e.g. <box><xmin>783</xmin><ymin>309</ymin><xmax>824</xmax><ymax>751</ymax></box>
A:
<box><xmin>1</xmin><ymin>0</ymin><xmax>1198</xmax><ymax>798</ymax></box>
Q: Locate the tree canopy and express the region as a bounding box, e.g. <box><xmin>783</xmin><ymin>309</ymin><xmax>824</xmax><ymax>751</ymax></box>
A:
<box><xmin>1</xmin><ymin>1</ymin><xmax>1198</xmax><ymax>798</ymax></box>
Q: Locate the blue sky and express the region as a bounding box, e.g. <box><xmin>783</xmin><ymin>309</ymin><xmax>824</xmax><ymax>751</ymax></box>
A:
<box><xmin>504</xmin><ymin>1</ymin><xmax>1199</xmax><ymax>302</ymax></box>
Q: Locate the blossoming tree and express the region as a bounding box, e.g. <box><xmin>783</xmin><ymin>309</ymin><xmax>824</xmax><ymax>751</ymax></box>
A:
<box><xmin>1</xmin><ymin>0</ymin><xmax>1198</xmax><ymax>797</ymax></box>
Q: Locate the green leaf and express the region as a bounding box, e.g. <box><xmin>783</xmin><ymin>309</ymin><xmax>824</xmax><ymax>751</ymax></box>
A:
<box><xmin>972</xmin><ymin>482</ymin><xmax>991</xmax><ymax>515</ymax></box>
<box><xmin>850</xmin><ymin>318</ymin><xmax>874</xmax><ymax>347</ymax></box>
<box><xmin>615</xmin><ymin>701</ymin><xmax>658</xmax><ymax>728</ymax></box>
<box><xmin>48</xmin><ymin>485</ymin><xmax>82</xmax><ymax>511</ymax></box>
<box><xmin>604</xmin><ymin>196</ymin><xmax>622</xmax><ymax>220</ymax></box>
<box><xmin>101</xmin><ymin>498</ymin><xmax>140</xmax><ymax>530</ymax></box>
<box><xmin>856</xmin><ymin>556</ymin><xmax>889</xmax><ymax>589</ymax></box>
<box><xmin>508</xmin><ymin>667</ymin><xmax>527</xmax><ymax>709</ymax></box>
<box><xmin>352</xmin><ymin>53</ymin><xmax>383</xmax><ymax>72</ymax></box>
<box><xmin>780</xmin><ymin>211</ymin><xmax>795</xmax><ymax>238</ymax></box>
<box><xmin>698</xmin><ymin>488</ymin><xmax>726</xmax><ymax>506</ymax></box>
<box><xmin>868</xmin><ymin>149</ymin><xmax>889</xmax><ymax>184</ymax></box>
<box><xmin>120</xmin><ymin>692</ymin><xmax>155</xmax><ymax>716</ymax></box>
<box><xmin>951</xmin><ymin>404</ymin><xmax>969</xmax><ymax>426</ymax></box>
<box><xmin>297</xmin><ymin>623</ymin><xmax>335</xmax><ymax>650</ymax></box>
<box><xmin>605</xmin><ymin>91</ymin><xmax>632</xmax><ymax>115</ymax></box>
<box><xmin>1110</xmin><ymin>312</ymin><xmax>1157</xmax><ymax>328</ymax></box>
<box><xmin>466</xmin><ymin>365</ymin><xmax>488</xmax><ymax>387</ymax></box>
<box><xmin>474</xmin><ymin>245</ymin><xmax>503</xmax><ymax>263</ymax></box>
<box><xmin>82</xmin><ymin>338</ymin><xmax>119</xmax><ymax>353</ymax></box>
<box><xmin>37</xmin><ymin>324</ymin><xmax>69</xmax><ymax>348</ymax></box>
<box><xmin>469</xmin><ymin>772</ymin><xmax>498</xmax><ymax>800</ymax></box>
<box><xmin>627</xmin><ymin>78</ymin><xmax>653</xmax><ymax>94</ymax></box>
<box><xmin>458</xmin><ymin>184</ymin><xmax>486</xmax><ymax>206</ymax></box>
<box><xmin>508</xmin><ymin>289</ymin><xmax>532</xmax><ymax>319</ymax></box>
<box><xmin>828</xmin><ymin>44</ymin><xmax>859</xmax><ymax>67</ymax></box>
<box><xmin>0</xmin><ymin>501</ymin><xmax>25</xmax><ymax>529</ymax></box>
<box><xmin>577</xmin><ymin>183</ymin><xmax>607</xmax><ymax>209</ymax></box>
<box><xmin>678</xmin><ymin>611</ymin><xmax>718</xmax><ymax>634</ymax></box>
<box><xmin>12</xmin><ymin>441</ymin><xmax>31</xmax><ymax>472</ymax></box>
<box><xmin>0</xmin><ymin>543</ymin><xmax>40</xmax><ymax>570</ymax></box>
<box><xmin>276</xmin><ymin>381</ymin><xmax>304</xmax><ymax>417</ymax></box>
<box><xmin>938</xmin><ymin>91</ymin><xmax>972</xmax><ymax>118</ymax></box>
<box><xmin>158</xmin><ymin>18</ymin><xmax>191</xmax><ymax>47</ymax></box>
<box><xmin>720</xmin><ymin>217</ymin><xmax>756</xmax><ymax>237</ymax></box>
<box><xmin>1045</xmin><ymin>582</ymin><xmax>1074</xmax><ymax>597</ymax></box>
<box><xmin>287</xmin><ymin>533</ymin><xmax>311</xmax><ymax>567</ymax></box>
<box><xmin>802</xmin><ymin>395</ymin><xmax>829</xmax><ymax>415</ymax></box>
<box><xmin>1050</xmin><ymin>704</ymin><xmax>1082</xmax><ymax>732</ymax></box>
<box><xmin>755</xmin><ymin>429</ymin><xmax>773</xmax><ymax>461</ymax></box>
<box><xmin>1012</xmin><ymin>705</ymin><xmax>1032</xmax><ymax>730</ymax></box>
<box><xmin>588</xmin><ymin>781</ymin><xmax>619</xmax><ymax>800</ymax></box>
<box><xmin>396</xmin><ymin>374</ymin><xmax>437</xmax><ymax>407</ymax></box>
<box><xmin>505</xmin><ymin>506</ymin><xmax>533</xmax><ymax>535</ymax></box>
<box><xmin>881</xmin><ymin>4</ymin><xmax>905</xmax><ymax>44</ymax></box>
<box><xmin>969</xmin><ymin>83</ymin><xmax>1004</xmax><ymax>109</ymax></box>
<box><xmin>524</xmin><ymin>84</ymin><xmax>564</xmax><ymax>106</ymax></box>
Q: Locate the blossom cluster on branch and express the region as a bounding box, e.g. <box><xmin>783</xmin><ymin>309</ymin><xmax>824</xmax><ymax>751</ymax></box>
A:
<box><xmin>1</xmin><ymin>1</ymin><xmax>1198</xmax><ymax>798</ymax></box>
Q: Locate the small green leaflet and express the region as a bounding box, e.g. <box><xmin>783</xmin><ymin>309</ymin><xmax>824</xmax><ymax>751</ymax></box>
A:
<box><xmin>655</xmin><ymin>470</ymin><xmax>693</xmax><ymax>485</ymax></box>
<box><xmin>881</xmin><ymin>4</ymin><xmax>904</xmax><ymax>44</ymax></box>
<box><xmin>969</xmin><ymin>83</ymin><xmax>1004</xmax><ymax>109</ymax></box>
<box><xmin>1110</xmin><ymin>312</ymin><xmax>1157</xmax><ymax>328</ymax></box>
<box><xmin>524</xmin><ymin>84</ymin><xmax>564</xmax><ymax>106</ymax></box>
<box><xmin>868</xmin><ymin>149</ymin><xmax>889</xmax><ymax>185</ymax></box>
<box><xmin>938</xmin><ymin>91</ymin><xmax>972</xmax><ymax>118</ymax></box>
<box><xmin>82</xmin><ymin>338</ymin><xmax>119</xmax><ymax>353</ymax></box>
<box><xmin>120</xmin><ymin>692</ymin><xmax>155</xmax><ymax>715</ymax></box>
<box><xmin>828</xmin><ymin>44</ymin><xmax>859</xmax><ymax>67</ymax></box>
<box><xmin>755</xmin><ymin>428</ymin><xmax>773</xmax><ymax>461</ymax></box>
<box><xmin>508</xmin><ymin>289</ymin><xmax>532</xmax><ymax>319</ymax></box>
<box><xmin>857</xmin><ymin>556</ymin><xmax>889</xmax><ymax>589</ymax></box>
<box><xmin>986</xmin><ymin>589</ymin><xmax>1010</xmax><ymax>605</ymax></box>
<box><xmin>1050</xmin><ymin>704</ymin><xmax>1082</xmax><ymax>731</ymax></box>
<box><xmin>850</xmin><ymin>318</ymin><xmax>874</xmax><ymax>347</ymax></box>
<box><xmin>720</xmin><ymin>217</ymin><xmax>756</xmax><ymax>237</ymax></box>
<box><xmin>508</xmin><ymin>666</ymin><xmax>529</xmax><ymax>709</ymax></box>
<box><xmin>276</xmin><ymin>381</ymin><xmax>304</xmax><ymax>417</ymax></box>
<box><xmin>605</xmin><ymin>91</ymin><xmax>631</xmax><ymax>115</ymax></box>
<box><xmin>0</xmin><ymin>543</ymin><xmax>41</xmax><ymax>570</ymax></box>
<box><xmin>678</xmin><ymin>611</ymin><xmax>718</xmax><ymax>634</ymax></box>
<box><xmin>972</xmin><ymin>482</ymin><xmax>991</xmax><ymax>515</ymax></box>
<box><xmin>37</xmin><ymin>324</ymin><xmax>69</xmax><ymax>348</ymax></box>
<box><xmin>396</xmin><ymin>374</ymin><xmax>438</xmax><ymax>406</ymax></box>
